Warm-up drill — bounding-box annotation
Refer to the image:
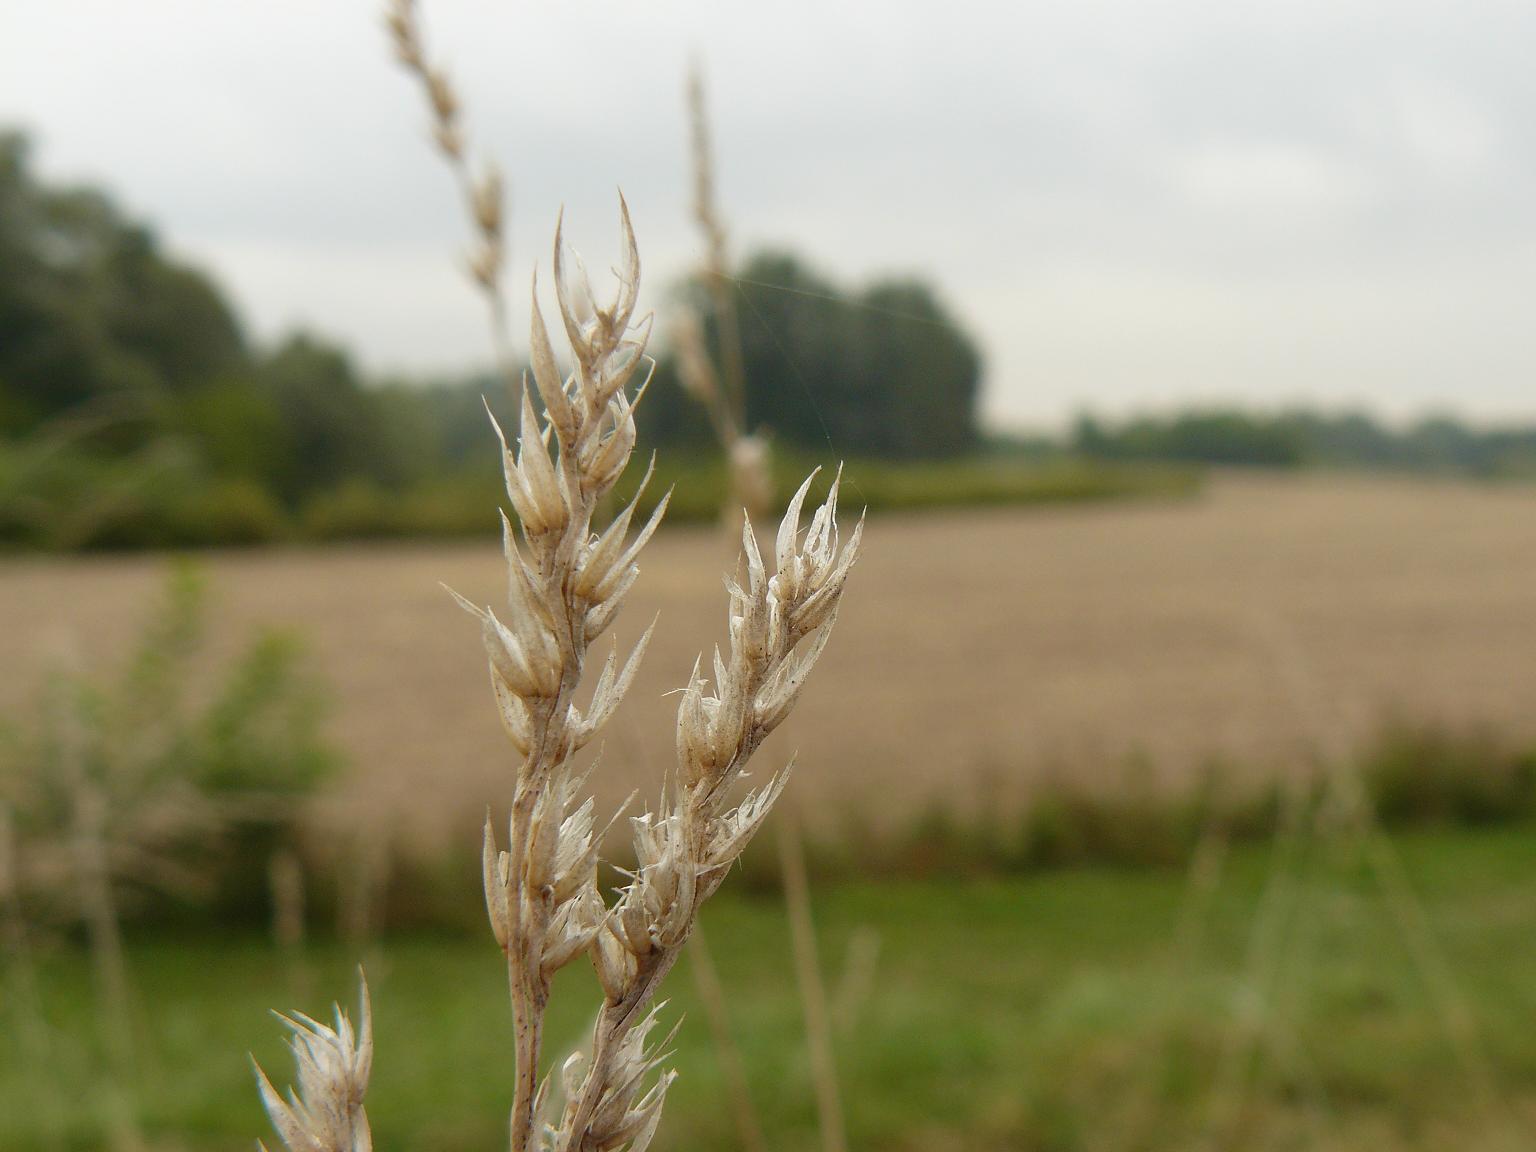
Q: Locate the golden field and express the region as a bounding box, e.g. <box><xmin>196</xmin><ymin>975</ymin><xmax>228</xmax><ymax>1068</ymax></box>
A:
<box><xmin>4</xmin><ymin>473</ymin><xmax>1535</xmax><ymax>854</ymax></box>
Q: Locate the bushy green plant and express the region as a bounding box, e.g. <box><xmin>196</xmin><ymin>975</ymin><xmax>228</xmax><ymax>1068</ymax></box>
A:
<box><xmin>76</xmin><ymin>473</ymin><xmax>288</xmax><ymax>550</ymax></box>
<box><xmin>0</xmin><ymin>562</ymin><xmax>340</xmax><ymax>927</ymax></box>
<box><xmin>0</xmin><ymin>437</ymin><xmax>288</xmax><ymax>551</ymax></box>
<box><xmin>299</xmin><ymin>478</ymin><xmax>404</xmax><ymax>540</ymax></box>
<box><xmin>1363</xmin><ymin>723</ymin><xmax>1536</xmax><ymax>828</ymax></box>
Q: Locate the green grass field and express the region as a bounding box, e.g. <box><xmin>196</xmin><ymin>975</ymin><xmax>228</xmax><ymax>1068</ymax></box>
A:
<box><xmin>6</xmin><ymin>825</ymin><xmax>1536</xmax><ymax>1151</ymax></box>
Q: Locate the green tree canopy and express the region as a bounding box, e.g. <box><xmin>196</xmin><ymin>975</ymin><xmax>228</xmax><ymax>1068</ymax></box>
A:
<box><xmin>257</xmin><ymin>333</ymin><xmax>403</xmax><ymax>502</ymax></box>
<box><xmin>0</xmin><ymin>132</ymin><xmax>246</xmax><ymax>435</ymax></box>
<box><xmin>647</xmin><ymin>252</ymin><xmax>983</xmax><ymax>459</ymax></box>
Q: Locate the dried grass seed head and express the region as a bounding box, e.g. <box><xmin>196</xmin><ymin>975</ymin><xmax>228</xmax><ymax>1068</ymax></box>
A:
<box><xmin>557</xmin><ymin>1004</ymin><xmax>678</xmax><ymax>1152</ymax></box>
<box><xmin>672</xmin><ymin>472</ymin><xmax>861</xmax><ymax>796</ymax></box>
<box><xmin>254</xmin><ymin>977</ymin><xmax>374</xmax><ymax>1152</ymax></box>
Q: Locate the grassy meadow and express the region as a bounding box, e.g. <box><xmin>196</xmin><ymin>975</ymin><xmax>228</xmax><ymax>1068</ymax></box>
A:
<box><xmin>7</xmin><ymin>826</ymin><xmax>1536</xmax><ymax>1151</ymax></box>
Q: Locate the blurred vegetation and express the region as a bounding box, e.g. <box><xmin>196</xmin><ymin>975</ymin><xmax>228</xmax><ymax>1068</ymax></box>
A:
<box><xmin>0</xmin><ymin>131</ymin><xmax>1010</xmax><ymax>552</ymax></box>
<box><xmin>108</xmin><ymin>720</ymin><xmax>1528</xmax><ymax>940</ymax></box>
<box><xmin>280</xmin><ymin>449</ymin><xmax>1204</xmax><ymax>542</ymax></box>
<box><xmin>1071</xmin><ymin>408</ymin><xmax>1536</xmax><ymax>477</ymax></box>
<box><xmin>794</xmin><ymin>724</ymin><xmax>1536</xmax><ymax>883</ymax></box>
<box><xmin>0</xmin><ymin>563</ymin><xmax>340</xmax><ymax>929</ymax></box>
<box><xmin>7</xmin><ymin>128</ymin><xmax>1535</xmax><ymax>554</ymax></box>
<box><xmin>5</xmin><ymin>825</ymin><xmax>1536</xmax><ymax>1151</ymax></box>
<box><xmin>645</xmin><ymin>252</ymin><xmax>983</xmax><ymax>457</ymax></box>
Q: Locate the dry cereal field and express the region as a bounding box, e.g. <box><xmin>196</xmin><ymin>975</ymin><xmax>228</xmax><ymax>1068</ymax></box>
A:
<box><xmin>4</xmin><ymin>472</ymin><xmax>1536</xmax><ymax>854</ymax></box>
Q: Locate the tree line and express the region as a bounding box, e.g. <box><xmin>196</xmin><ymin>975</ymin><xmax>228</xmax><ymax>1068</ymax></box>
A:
<box><xmin>0</xmin><ymin>130</ymin><xmax>985</xmax><ymax>548</ymax></box>
<box><xmin>1069</xmin><ymin>409</ymin><xmax>1536</xmax><ymax>478</ymax></box>
<box><xmin>7</xmin><ymin>126</ymin><xmax>1535</xmax><ymax>550</ymax></box>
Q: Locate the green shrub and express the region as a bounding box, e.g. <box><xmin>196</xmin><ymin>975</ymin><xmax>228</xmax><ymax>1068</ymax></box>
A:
<box><xmin>1</xmin><ymin>441</ymin><xmax>291</xmax><ymax>551</ymax></box>
<box><xmin>707</xmin><ymin>729</ymin><xmax>1536</xmax><ymax>892</ymax></box>
<box><xmin>176</xmin><ymin>479</ymin><xmax>289</xmax><ymax>546</ymax></box>
<box><xmin>0</xmin><ymin>563</ymin><xmax>341</xmax><ymax>927</ymax></box>
<box><xmin>80</xmin><ymin>476</ymin><xmax>289</xmax><ymax>549</ymax></box>
<box><xmin>1363</xmin><ymin>724</ymin><xmax>1536</xmax><ymax>828</ymax></box>
<box><xmin>300</xmin><ymin>479</ymin><xmax>404</xmax><ymax>539</ymax></box>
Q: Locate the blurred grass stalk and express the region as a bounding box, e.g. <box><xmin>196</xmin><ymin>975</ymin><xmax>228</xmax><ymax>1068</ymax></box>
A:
<box><xmin>679</xmin><ymin>63</ymin><xmax>849</xmax><ymax>1152</ymax></box>
<box><xmin>268</xmin><ymin>848</ymin><xmax>310</xmax><ymax>1001</ymax></box>
<box><xmin>684</xmin><ymin>926</ymin><xmax>769</xmax><ymax>1152</ymax></box>
<box><xmin>47</xmin><ymin>668</ymin><xmax>144</xmax><ymax>1152</ymax></box>
<box><xmin>1244</xmin><ymin>615</ymin><xmax>1506</xmax><ymax>1125</ymax></box>
<box><xmin>0</xmin><ymin>801</ymin><xmax>67</xmax><ymax>1142</ymax></box>
<box><xmin>779</xmin><ymin>811</ymin><xmax>848</xmax><ymax>1152</ymax></box>
<box><xmin>674</xmin><ymin>59</ymin><xmax>773</xmax><ymax>540</ymax></box>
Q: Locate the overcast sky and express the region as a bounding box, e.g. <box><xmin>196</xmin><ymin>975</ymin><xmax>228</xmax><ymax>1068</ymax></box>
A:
<box><xmin>4</xmin><ymin>0</ymin><xmax>1534</xmax><ymax>431</ymax></box>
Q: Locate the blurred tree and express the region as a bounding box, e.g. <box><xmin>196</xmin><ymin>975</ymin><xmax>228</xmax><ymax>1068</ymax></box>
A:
<box><xmin>1069</xmin><ymin>407</ymin><xmax>1536</xmax><ymax>476</ymax></box>
<box><xmin>854</xmin><ymin>279</ymin><xmax>981</xmax><ymax>456</ymax></box>
<box><xmin>371</xmin><ymin>371</ymin><xmax>520</xmax><ymax>481</ymax></box>
<box><xmin>634</xmin><ymin>354</ymin><xmax>716</xmax><ymax>451</ymax></box>
<box><xmin>175</xmin><ymin>380</ymin><xmax>286</xmax><ymax>485</ymax></box>
<box><xmin>255</xmin><ymin>333</ymin><xmax>399</xmax><ymax>503</ymax></box>
<box><xmin>104</xmin><ymin>226</ymin><xmax>245</xmax><ymax>396</ymax></box>
<box><xmin>0</xmin><ymin>132</ymin><xmax>246</xmax><ymax>437</ymax></box>
<box><xmin>1071</xmin><ymin>409</ymin><xmax>1306</xmax><ymax>467</ymax></box>
<box><xmin>731</xmin><ymin>252</ymin><xmax>849</xmax><ymax>450</ymax></box>
<box><xmin>645</xmin><ymin>251</ymin><xmax>982</xmax><ymax>459</ymax></box>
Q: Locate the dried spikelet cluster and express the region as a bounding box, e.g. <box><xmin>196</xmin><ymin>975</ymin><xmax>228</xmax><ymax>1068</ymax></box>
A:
<box><xmin>684</xmin><ymin>64</ymin><xmax>746</xmax><ymax>425</ymax></box>
<box><xmin>255</xmin><ymin>208</ymin><xmax>860</xmax><ymax>1152</ymax></box>
<box><xmin>551</xmin><ymin>472</ymin><xmax>859</xmax><ymax>1152</ymax></box>
<box><xmin>674</xmin><ymin>64</ymin><xmax>774</xmax><ymax>532</ymax></box>
<box><xmin>384</xmin><ymin>0</ymin><xmax>510</xmax><ymax>345</ymax></box>
<box><xmin>254</xmin><ymin>982</ymin><xmax>373</xmax><ymax>1152</ymax></box>
<box><xmin>669</xmin><ymin>309</ymin><xmax>724</xmax><ymax>433</ymax></box>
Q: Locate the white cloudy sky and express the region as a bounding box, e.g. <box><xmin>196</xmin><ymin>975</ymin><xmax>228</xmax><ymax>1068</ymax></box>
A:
<box><xmin>3</xmin><ymin>0</ymin><xmax>1534</xmax><ymax>430</ymax></box>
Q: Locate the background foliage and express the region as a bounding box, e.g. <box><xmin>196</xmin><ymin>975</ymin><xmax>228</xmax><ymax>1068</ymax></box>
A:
<box><xmin>6</xmin><ymin>130</ymin><xmax>1534</xmax><ymax>550</ymax></box>
<box><xmin>0</xmin><ymin>563</ymin><xmax>339</xmax><ymax>926</ymax></box>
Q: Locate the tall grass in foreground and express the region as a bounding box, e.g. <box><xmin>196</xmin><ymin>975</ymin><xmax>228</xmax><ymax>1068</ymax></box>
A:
<box><xmin>252</xmin><ymin>209</ymin><xmax>861</xmax><ymax>1152</ymax></box>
